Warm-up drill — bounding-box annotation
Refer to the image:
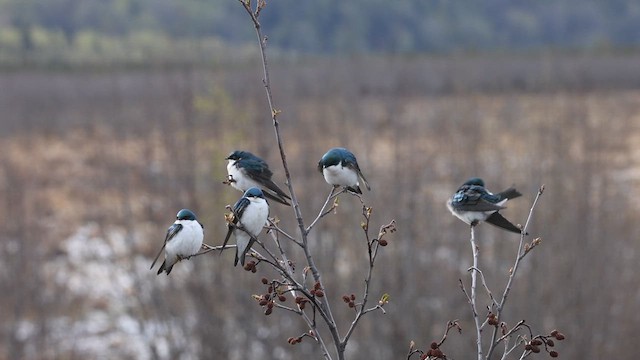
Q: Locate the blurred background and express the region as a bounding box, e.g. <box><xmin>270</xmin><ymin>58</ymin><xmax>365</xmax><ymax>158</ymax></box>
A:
<box><xmin>1</xmin><ymin>0</ymin><xmax>639</xmax><ymax>359</ymax></box>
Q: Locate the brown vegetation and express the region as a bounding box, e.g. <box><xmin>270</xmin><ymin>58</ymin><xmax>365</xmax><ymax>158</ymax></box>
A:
<box><xmin>0</xmin><ymin>54</ymin><xmax>639</xmax><ymax>359</ymax></box>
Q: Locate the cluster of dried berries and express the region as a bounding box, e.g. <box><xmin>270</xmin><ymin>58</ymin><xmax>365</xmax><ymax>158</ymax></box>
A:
<box><xmin>255</xmin><ymin>278</ymin><xmax>289</xmax><ymax>315</ymax></box>
<box><xmin>342</xmin><ymin>294</ymin><xmax>357</xmax><ymax>308</ymax></box>
<box><xmin>254</xmin><ymin>292</ymin><xmax>275</xmax><ymax>315</ymax></box>
<box><xmin>487</xmin><ymin>312</ymin><xmax>499</xmax><ymax>326</ymax></box>
<box><xmin>243</xmin><ymin>260</ymin><xmax>257</xmax><ymax>273</ymax></box>
<box><xmin>295</xmin><ymin>296</ymin><xmax>310</xmax><ymax>309</ymax></box>
<box><xmin>310</xmin><ymin>281</ymin><xmax>324</xmax><ymax>297</ymax></box>
<box><xmin>525</xmin><ymin>330</ymin><xmax>565</xmax><ymax>357</ymax></box>
<box><xmin>420</xmin><ymin>342</ymin><xmax>446</xmax><ymax>359</ymax></box>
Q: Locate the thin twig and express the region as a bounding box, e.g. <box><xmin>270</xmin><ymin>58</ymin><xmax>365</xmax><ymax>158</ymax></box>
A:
<box><xmin>236</xmin><ymin>2</ymin><xmax>339</xmax><ymax>358</ymax></box>
<box><xmin>486</xmin><ymin>185</ymin><xmax>545</xmax><ymax>360</ymax></box>
<box><xmin>467</xmin><ymin>266</ymin><xmax>499</xmax><ymax>308</ymax></box>
<box><xmin>468</xmin><ymin>226</ymin><xmax>484</xmax><ymax>360</ymax></box>
<box><xmin>305</xmin><ymin>187</ymin><xmax>341</xmax><ymax>234</ymax></box>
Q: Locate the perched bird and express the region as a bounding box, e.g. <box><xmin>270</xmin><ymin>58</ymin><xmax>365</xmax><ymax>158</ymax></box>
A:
<box><xmin>317</xmin><ymin>147</ymin><xmax>371</xmax><ymax>194</ymax></box>
<box><xmin>150</xmin><ymin>209</ymin><xmax>204</xmax><ymax>275</ymax></box>
<box><xmin>222</xmin><ymin>187</ymin><xmax>270</xmax><ymax>267</ymax></box>
<box><xmin>447</xmin><ymin>177</ymin><xmax>526</xmax><ymax>234</ymax></box>
<box><xmin>225</xmin><ymin>150</ymin><xmax>291</xmax><ymax>206</ymax></box>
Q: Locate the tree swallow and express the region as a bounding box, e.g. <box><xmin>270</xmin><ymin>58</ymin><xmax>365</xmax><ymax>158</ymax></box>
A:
<box><xmin>317</xmin><ymin>147</ymin><xmax>371</xmax><ymax>194</ymax></box>
<box><xmin>226</xmin><ymin>150</ymin><xmax>291</xmax><ymax>206</ymax></box>
<box><xmin>222</xmin><ymin>187</ymin><xmax>270</xmax><ymax>267</ymax></box>
<box><xmin>447</xmin><ymin>177</ymin><xmax>526</xmax><ymax>234</ymax></box>
<box><xmin>151</xmin><ymin>208</ymin><xmax>204</xmax><ymax>275</ymax></box>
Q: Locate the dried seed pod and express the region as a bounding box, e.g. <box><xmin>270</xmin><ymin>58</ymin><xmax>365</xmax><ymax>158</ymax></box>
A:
<box><xmin>546</xmin><ymin>339</ymin><xmax>555</xmax><ymax>347</ymax></box>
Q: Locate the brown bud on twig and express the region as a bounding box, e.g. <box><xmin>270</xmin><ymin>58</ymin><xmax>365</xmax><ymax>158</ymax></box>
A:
<box><xmin>278</xmin><ymin>295</ymin><xmax>287</xmax><ymax>302</ymax></box>
<box><xmin>555</xmin><ymin>333</ymin><xmax>565</xmax><ymax>341</ymax></box>
<box><xmin>315</xmin><ymin>290</ymin><xmax>324</xmax><ymax>297</ymax></box>
<box><xmin>546</xmin><ymin>339</ymin><xmax>555</xmax><ymax>347</ymax></box>
<box><xmin>342</xmin><ymin>295</ymin><xmax>350</xmax><ymax>303</ymax></box>
<box><xmin>430</xmin><ymin>342</ymin><xmax>438</xmax><ymax>350</ymax></box>
<box><xmin>531</xmin><ymin>345</ymin><xmax>540</xmax><ymax>353</ymax></box>
<box><xmin>378</xmin><ymin>239</ymin><xmax>388</xmax><ymax>246</ymax></box>
<box><xmin>259</xmin><ymin>299</ymin><xmax>268</xmax><ymax>306</ymax></box>
<box><xmin>550</xmin><ymin>330</ymin><xmax>558</xmax><ymax>337</ymax></box>
<box><xmin>549</xmin><ymin>350</ymin><xmax>559</xmax><ymax>358</ymax></box>
<box><xmin>261</xmin><ymin>277</ymin><xmax>269</xmax><ymax>284</ymax></box>
<box><xmin>531</xmin><ymin>339</ymin><xmax>543</xmax><ymax>346</ymax></box>
<box><xmin>264</xmin><ymin>307</ymin><xmax>273</xmax><ymax>315</ymax></box>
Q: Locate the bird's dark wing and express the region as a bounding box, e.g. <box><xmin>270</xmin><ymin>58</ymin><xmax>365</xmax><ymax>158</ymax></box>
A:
<box><xmin>485</xmin><ymin>212</ymin><xmax>526</xmax><ymax>234</ymax></box>
<box><xmin>450</xmin><ymin>186</ymin><xmax>506</xmax><ymax>212</ymax></box>
<box><xmin>241</xmin><ymin>159</ymin><xmax>291</xmax><ymax>203</ymax></box>
<box><xmin>343</xmin><ymin>154</ymin><xmax>371</xmax><ymax>191</ymax></box>
<box><xmin>150</xmin><ymin>223</ymin><xmax>183</xmax><ymax>270</ymax></box>
<box><xmin>356</xmin><ymin>169</ymin><xmax>371</xmax><ymax>191</ymax></box>
<box><xmin>262</xmin><ymin>191</ymin><xmax>290</xmax><ymax>206</ymax></box>
<box><xmin>495</xmin><ymin>187</ymin><xmax>522</xmax><ymax>201</ymax></box>
<box><xmin>221</xmin><ymin>197</ymin><xmax>249</xmax><ymax>253</ymax></box>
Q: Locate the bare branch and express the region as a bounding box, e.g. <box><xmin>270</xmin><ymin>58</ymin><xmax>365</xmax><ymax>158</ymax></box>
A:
<box><xmin>468</xmin><ymin>226</ymin><xmax>484</xmax><ymax>360</ymax></box>
<box><xmin>486</xmin><ymin>185</ymin><xmax>545</xmax><ymax>360</ymax></box>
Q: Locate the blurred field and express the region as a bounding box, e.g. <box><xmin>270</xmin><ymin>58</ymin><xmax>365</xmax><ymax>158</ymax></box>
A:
<box><xmin>1</xmin><ymin>53</ymin><xmax>639</xmax><ymax>359</ymax></box>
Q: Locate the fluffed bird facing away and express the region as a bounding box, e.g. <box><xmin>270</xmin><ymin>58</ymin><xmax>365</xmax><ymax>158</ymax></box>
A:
<box><xmin>225</xmin><ymin>150</ymin><xmax>291</xmax><ymax>206</ymax></box>
<box><xmin>317</xmin><ymin>147</ymin><xmax>370</xmax><ymax>194</ymax></box>
<box><xmin>447</xmin><ymin>177</ymin><xmax>527</xmax><ymax>234</ymax></box>
<box><xmin>222</xmin><ymin>187</ymin><xmax>270</xmax><ymax>267</ymax></box>
<box><xmin>151</xmin><ymin>209</ymin><xmax>204</xmax><ymax>275</ymax></box>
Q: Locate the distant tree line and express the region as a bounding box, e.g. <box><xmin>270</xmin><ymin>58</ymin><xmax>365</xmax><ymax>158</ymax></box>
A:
<box><xmin>1</xmin><ymin>0</ymin><xmax>639</xmax><ymax>54</ymax></box>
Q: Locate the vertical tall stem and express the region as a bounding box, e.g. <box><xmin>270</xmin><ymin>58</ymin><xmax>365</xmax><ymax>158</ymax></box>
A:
<box><xmin>469</xmin><ymin>226</ymin><xmax>483</xmax><ymax>360</ymax></box>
